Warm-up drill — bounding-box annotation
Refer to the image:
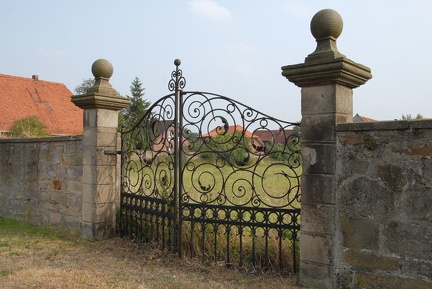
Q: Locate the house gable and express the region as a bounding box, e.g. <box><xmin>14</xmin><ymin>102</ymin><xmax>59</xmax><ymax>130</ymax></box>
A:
<box><xmin>353</xmin><ymin>113</ymin><xmax>377</xmax><ymax>123</ymax></box>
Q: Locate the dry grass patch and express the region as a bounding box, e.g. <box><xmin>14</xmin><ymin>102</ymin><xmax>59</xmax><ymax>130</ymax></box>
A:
<box><xmin>0</xmin><ymin>217</ymin><xmax>299</xmax><ymax>289</ymax></box>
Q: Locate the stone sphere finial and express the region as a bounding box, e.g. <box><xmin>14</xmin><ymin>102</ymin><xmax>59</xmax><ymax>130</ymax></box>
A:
<box><xmin>310</xmin><ymin>9</ymin><xmax>343</xmax><ymax>40</ymax></box>
<box><xmin>91</xmin><ymin>59</ymin><xmax>114</xmax><ymax>79</ymax></box>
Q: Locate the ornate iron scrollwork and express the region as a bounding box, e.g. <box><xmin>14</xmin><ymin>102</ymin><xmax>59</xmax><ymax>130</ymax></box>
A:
<box><xmin>168</xmin><ymin>59</ymin><xmax>186</xmax><ymax>92</ymax></box>
<box><xmin>120</xmin><ymin>59</ymin><xmax>301</xmax><ymax>273</ymax></box>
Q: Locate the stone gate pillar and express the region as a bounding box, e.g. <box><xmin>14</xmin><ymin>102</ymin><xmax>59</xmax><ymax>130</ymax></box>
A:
<box><xmin>72</xmin><ymin>59</ymin><xmax>130</xmax><ymax>241</ymax></box>
<box><xmin>281</xmin><ymin>9</ymin><xmax>372</xmax><ymax>288</ymax></box>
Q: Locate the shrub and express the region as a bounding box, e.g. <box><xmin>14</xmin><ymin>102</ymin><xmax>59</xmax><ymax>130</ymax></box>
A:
<box><xmin>8</xmin><ymin>115</ymin><xmax>50</xmax><ymax>137</ymax></box>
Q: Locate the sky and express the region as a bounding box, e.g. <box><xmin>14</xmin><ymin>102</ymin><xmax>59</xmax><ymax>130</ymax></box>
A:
<box><xmin>1</xmin><ymin>0</ymin><xmax>431</xmax><ymax>122</ymax></box>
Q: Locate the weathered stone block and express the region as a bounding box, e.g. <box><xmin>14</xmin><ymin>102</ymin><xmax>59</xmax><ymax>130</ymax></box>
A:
<box><xmin>82</xmin><ymin>164</ymin><xmax>116</xmax><ymax>185</ymax></box>
<box><xmin>82</xmin><ymin>147</ymin><xmax>117</xmax><ymax>166</ymax></box>
<box><xmin>49</xmin><ymin>143</ymin><xmax>65</xmax><ymax>161</ymax></box>
<box><xmin>82</xmin><ymin>201</ymin><xmax>116</xmax><ymax>224</ymax></box>
<box><xmin>339</xmin><ymin>176</ymin><xmax>392</xmax><ymax>219</ymax></box>
<box><xmin>355</xmin><ymin>272</ymin><xmax>432</xmax><ymax>289</ymax></box>
<box><xmin>342</xmin><ymin>250</ymin><xmax>399</xmax><ymax>271</ymax></box>
<box><xmin>340</xmin><ymin>216</ymin><xmax>379</xmax><ymax>250</ymax></box>
<box><xmin>301</xmin><ymin>84</ymin><xmax>353</xmax><ymax>115</ymax></box>
<box><xmin>47</xmin><ymin>211</ymin><xmax>61</xmax><ymax>224</ymax></box>
<box><xmin>300</xmin><ymin>261</ymin><xmax>334</xmax><ymax>289</ymax></box>
<box><xmin>423</xmin><ymin>157</ymin><xmax>432</xmax><ymax>183</ymax></box>
<box><xmin>95</xmin><ymin>202</ymin><xmax>116</xmax><ymax>222</ymax></box>
<box><xmin>302</xmin><ymin>143</ymin><xmax>336</xmax><ymax>174</ymax></box>
<box><xmin>95</xmin><ymin>127</ymin><xmax>118</xmax><ymax>147</ymax></box>
<box><xmin>82</xmin><ymin>127</ymin><xmax>97</xmax><ymax>146</ymax></box>
<box><xmin>66</xmin><ymin>180</ymin><xmax>83</xmax><ymax>194</ymax></box>
<box><xmin>48</xmin><ymin>189</ymin><xmax>70</xmax><ymax>206</ymax></box>
<box><xmin>397</xmin><ymin>188</ymin><xmax>432</xmax><ymax>220</ymax></box>
<box><xmin>337</xmin><ymin>158</ymin><xmax>370</xmax><ymax>176</ymax></box>
<box><xmin>377</xmin><ymin>164</ymin><xmax>405</xmax><ymax>193</ymax></box>
<box><xmin>81</xmin><ymin>183</ymin><xmax>96</xmax><ymax>204</ymax></box>
<box><xmin>63</xmin><ymin>214</ymin><xmax>81</xmax><ymax>227</ymax></box>
<box><xmin>337</xmin><ymin>266</ymin><xmax>355</xmax><ymax>289</ymax></box>
<box><xmin>300</xmin><ymin>232</ymin><xmax>333</xmax><ymax>264</ymax></box>
<box><xmin>302</xmin><ymin>114</ymin><xmax>337</xmax><ymax>142</ymax></box>
<box><xmin>96</xmin><ymin>109</ymin><xmax>121</xmax><ymax>128</ymax></box>
<box><xmin>61</xmin><ymin>151</ymin><xmax>82</xmax><ymax>166</ymax></box>
<box><xmin>84</xmin><ymin>108</ymin><xmax>97</xmax><ymax>127</ymax></box>
<box><xmin>66</xmin><ymin>166</ymin><xmax>83</xmax><ymax>180</ymax></box>
<box><xmin>301</xmin><ymin>203</ymin><xmax>335</xmax><ymax>234</ymax></box>
<box><xmin>337</xmin><ymin>131</ymin><xmax>364</xmax><ymax>146</ymax></box>
<box><xmin>94</xmin><ymin>184</ymin><xmax>116</xmax><ymax>204</ymax></box>
<box><xmin>59</xmin><ymin>206</ymin><xmax>80</xmax><ymax>218</ymax></box>
<box><xmin>81</xmin><ymin>201</ymin><xmax>95</xmax><ymax>223</ymax></box>
<box><xmin>401</xmin><ymin>258</ymin><xmax>432</xmax><ymax>279</ymax></box>
<box><xmin>384</xmin><ymin>220</ymin><xmax>432</xmax><ymax>260</ymax></box>
<box><xmin>301</xmin><ymin>173</ymin><xmax>335</xmax><ymax>204</ymax></box>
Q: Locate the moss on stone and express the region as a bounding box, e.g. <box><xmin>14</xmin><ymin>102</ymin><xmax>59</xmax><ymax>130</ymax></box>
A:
<box><xmin>363</xmin><ymin>134</ymin><xmax>378</xmax><ymax>150</ymax></box>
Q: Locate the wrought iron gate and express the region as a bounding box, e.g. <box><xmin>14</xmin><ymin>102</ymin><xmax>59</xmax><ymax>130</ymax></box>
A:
<box><xmin>119</xmin><ymin>59</ymin><xmax>301</xmax><ymax>273</ymax></box>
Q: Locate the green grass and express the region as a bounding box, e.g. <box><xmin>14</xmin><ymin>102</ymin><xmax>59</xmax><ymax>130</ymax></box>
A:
<box><xmin>0</xmin><ymin>216</ymin><xmax>76</xmax><ymax>241</ymax></box>
<box><xmin>0</xmin><ymin>270</ymin><xmax>11</xmax><ymax>277</ymax></box>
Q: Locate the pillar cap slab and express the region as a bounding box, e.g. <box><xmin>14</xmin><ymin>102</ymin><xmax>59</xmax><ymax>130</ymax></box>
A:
<box><xmin>282</xmin><ymin>57</ymin><xmax>372</xmax><ymax>88</ymax></box>
<box><xmin>72</xmin><ymin>93</ymin><xmax>131</xmax><ymax>110</ymax></box>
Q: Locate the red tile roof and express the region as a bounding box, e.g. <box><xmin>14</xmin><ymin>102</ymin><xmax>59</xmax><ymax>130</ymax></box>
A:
<box><xmin>253</xmin><ymin>129</ymin><xmax>294</xmax><ymax>145</ymax></box>
<box><xmin>353</xmin><ymin>113</ymin><xmax>377</xmax><ymax>123</ymax></box>
<box><xmin>202</xmin><ymin>125</ymin><xmax>254</xmax><ymax>138</ymax></box>
<box><xmin>0</xmin><ymin>74</ymin><xmax>83</xmax><ymax>135</ymax></box>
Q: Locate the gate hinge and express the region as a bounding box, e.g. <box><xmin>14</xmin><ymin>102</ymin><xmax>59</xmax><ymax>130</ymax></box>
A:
<box><xmin>104</xmin><ymin>150</ymin><xmax>122</xmax><ymax>155</ymax></box>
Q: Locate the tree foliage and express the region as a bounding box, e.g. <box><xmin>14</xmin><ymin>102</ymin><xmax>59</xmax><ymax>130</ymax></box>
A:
<box><xmin>123</xmin><ymin>77</ymin><xmax>151</xmax><ymax>131</ymax></box>
<box><xmin>73</xmin><ymin>78</ymin><xmax>95</xmax><ymax>95</ymax></box>
<box><xmin>8</xmin><ymin>115</ymin><xmax>50</xmax><ymax>137</ymax></box>
<box><xmin>401</xmin><ymin>113</ymin><xmax>424</xmax><ymax>120</ymax></box>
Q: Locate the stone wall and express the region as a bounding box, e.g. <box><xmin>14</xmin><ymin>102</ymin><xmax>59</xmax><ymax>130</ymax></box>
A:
<box><xmin>0</xmin><ymin>136</ymin><xmax>83</xmax><ymax>231</ymax></box>
<box><xmin>336</xmin><ymin>120</ymin><xmax>432</xmax><ymax>288</ymax></box>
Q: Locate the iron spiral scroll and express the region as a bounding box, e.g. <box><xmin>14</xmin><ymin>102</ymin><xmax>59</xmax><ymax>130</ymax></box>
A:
<box><xmin>120</xmin><ymin>59</ymin><xmax>301</xmax><ymax>273</ymax></box>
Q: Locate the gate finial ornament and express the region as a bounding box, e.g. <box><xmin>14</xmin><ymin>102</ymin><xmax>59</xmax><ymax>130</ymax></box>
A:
<box><xmin>169</xmin><ymin>58</ymin><xmax>186</xmax><ymax>92</ymax></box>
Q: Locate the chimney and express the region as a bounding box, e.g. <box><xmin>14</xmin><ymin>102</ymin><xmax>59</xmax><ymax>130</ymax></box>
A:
<box><xmin>32</xmin><ymin>75</ymin><xmax>39</xmax><ymax>81</ymax></box>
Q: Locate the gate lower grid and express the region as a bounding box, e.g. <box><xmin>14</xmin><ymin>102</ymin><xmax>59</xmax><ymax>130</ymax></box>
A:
<box><xmin>119</xmin><ymin>60</ymin><xmax>301</xmax><ymax>273</ymax></box>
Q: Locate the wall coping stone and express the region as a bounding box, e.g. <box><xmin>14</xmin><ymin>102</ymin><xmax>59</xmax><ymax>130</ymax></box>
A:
<box><xmin>337</xmin><ymin>119</ymin><xmax>432</xmax><ymax>132</ymax></box>
<box><xmin>0</xmin><ymin>135</ymin><xmax>83</xmax><ymax>143</ymax></box>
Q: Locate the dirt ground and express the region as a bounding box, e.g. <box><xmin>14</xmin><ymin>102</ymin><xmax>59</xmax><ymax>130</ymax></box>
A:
<box><xmin>0</xmin><ymin>220</ymin><xmax>299</xmax><ymax>289</ymax></box>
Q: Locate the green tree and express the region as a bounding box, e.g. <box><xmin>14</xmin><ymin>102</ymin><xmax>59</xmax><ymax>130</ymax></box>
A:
<box><xmin>8</xmin><ymin>115</ymin><xmax>50</xmax><ymax>137</ymax></box>
<box><xmin>401</xmin><ymin>113</ymin><xmax>424</xmax><ymax>120</ymax></box>
<box><xmin>123</xmin><ymin>77</ymin><xmax>151</xmax><ymax>131</ymax></box>
<box><xmin>73</xmin><ymin>78</ymin><xmax>95</xmax><ymax>95</ymax></box>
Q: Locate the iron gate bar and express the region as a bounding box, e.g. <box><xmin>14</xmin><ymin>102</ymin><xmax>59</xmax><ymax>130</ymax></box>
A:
<box><xmin>120</xmin><ymin>59</ymin><xmax>301</xmax><ymax>273</ymax></box>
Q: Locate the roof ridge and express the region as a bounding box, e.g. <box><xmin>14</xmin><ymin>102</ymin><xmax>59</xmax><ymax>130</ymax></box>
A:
<box><xmin>0</xmin><ymin>74</ymin><xmax>65</xmax><ymax>85</ymax></box>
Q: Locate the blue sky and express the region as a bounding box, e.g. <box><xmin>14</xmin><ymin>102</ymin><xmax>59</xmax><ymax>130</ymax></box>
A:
<box><xmin>1</xmin><ymin>0</ymin><xmax>431</xmax><ymax>122</ymax></box>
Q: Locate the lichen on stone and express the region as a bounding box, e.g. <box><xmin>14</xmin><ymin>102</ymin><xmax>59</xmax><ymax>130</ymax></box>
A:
<box><xmin>363</xmin><ymin>134</ymin><xmax>378</xmax><ymax>150</ymax></box>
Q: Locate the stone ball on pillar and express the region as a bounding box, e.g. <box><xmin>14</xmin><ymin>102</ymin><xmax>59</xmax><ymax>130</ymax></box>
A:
<box><xmin>91</xmin><ymin>59</ymin><xmax>114</xmax><ymax>79</ymax></box>
<box><xmin>310</xmin><ymin>9</ymin><xmax>343</xmax><ymax>40</ymax></box>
